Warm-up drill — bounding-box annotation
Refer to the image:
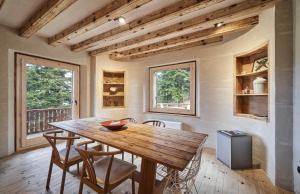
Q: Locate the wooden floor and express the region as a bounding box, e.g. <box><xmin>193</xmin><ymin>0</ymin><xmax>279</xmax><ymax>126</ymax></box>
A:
<box><xmin>0</xmin><ymin>146</ymin><xmax>293</xmax><ymax>194</ymax></box>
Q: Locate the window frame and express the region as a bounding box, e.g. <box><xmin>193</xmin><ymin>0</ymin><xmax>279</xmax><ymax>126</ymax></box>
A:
<box><xmin>149</xmin><ymin>61</ymin><xmax>196</xmax><ymax>116</ymax></box>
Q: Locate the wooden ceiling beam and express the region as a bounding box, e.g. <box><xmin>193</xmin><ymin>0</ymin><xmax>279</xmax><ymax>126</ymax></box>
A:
<box><xmin>0</xmin><ymin>0</ymin><xmax>5</xmax><ymax>10</ymax></box>
<box><xmin>90</xmin><ymin>0</ymin><xmax>274</xmax><ymax>56</ymax></box>
<box><xmin>19</xmin><ymin>0</ymin><xmax>77</xmax><ymax>38</ymax></box>
<box><xmin>108</xmin><ymin>16</ymin><xmax>259</xmax><ymax>58</ymax></box>
<box><xmin>48</xmin><ymin>0</ymin><xmax>152</xmax><ymax>46</ymax></box>
<box><xmin>110</xmin><ymin>36</ymin><xmax>223</xmax><ymax>61</ymax></box>
<box><xmin>71</xmin><ymin>0</ymin><xmax>224</xmax><ymax>52</ymax></box>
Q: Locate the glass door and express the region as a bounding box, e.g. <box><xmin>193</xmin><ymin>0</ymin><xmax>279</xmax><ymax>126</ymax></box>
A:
<box><xmin>15</xmin><ymin>53</ymin><xmax>79</xmax><ymax>151</ymax></box>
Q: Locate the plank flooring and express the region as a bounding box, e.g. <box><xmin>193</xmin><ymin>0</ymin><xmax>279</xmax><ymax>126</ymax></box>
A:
<box><xmin>0</xmin><ymin>145</ymin><xmax>293</xmax><ymax>194</ymax></box>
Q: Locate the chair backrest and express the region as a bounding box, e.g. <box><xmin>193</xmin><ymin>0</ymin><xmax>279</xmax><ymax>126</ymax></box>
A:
<box><xmin>120</xmin><ymin>117</ymin><xmax>137</xmax><ymax>123</ymax></box>
<box><xmin>43</xmin><ymin>131</ymin><xmax>79</xmax><ymax>164</ymax></box>
<box><xmin>143</xmin><ymin>120</ymin><xmax>166</xmax><ymax>127</ymax></box>
<box><xmin>179</xmin><ymin>137</ymin><xmax>207</xmax><ymax>181</ymax></box>
<box><xmin>75</xmin><ymin>145</ymin><xmax>122</xmax><ymax>187</ymax></box>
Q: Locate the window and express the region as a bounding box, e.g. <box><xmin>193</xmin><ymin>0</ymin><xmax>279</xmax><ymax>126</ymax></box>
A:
<box><xmin>149</xmin><ymin>61</ymin><xmax>196</xmax><ymax>115</ymax></box>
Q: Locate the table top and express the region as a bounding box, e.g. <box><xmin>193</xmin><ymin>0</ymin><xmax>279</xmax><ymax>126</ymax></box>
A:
<box><xmin>50</xmin><ymin>118</ymin><xmax>207</xmax><ymax>171</ymax></box>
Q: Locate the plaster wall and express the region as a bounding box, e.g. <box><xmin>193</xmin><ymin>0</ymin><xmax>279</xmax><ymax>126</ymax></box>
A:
<box><xmin>94</xmin><ymin>8</ymin><xmax>277</xmax><ymax>182</ymax></box>
<box><xmin>293</xmin><ymin>0</ymin><xmax>300</xmax><ymax>193</ymax></box>
<box><xmin>274</xmin><ymin>0</ymin><xmax>294</xmax><ymax>190</ymax></box>
<box><xmin>0</xmin><ymin>25</ymin><xmax>91</xmax><ymax>157</ymax></box>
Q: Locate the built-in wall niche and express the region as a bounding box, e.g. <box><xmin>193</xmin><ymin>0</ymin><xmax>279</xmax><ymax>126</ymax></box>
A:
<box><xmin>102</xmin><ymin>71</ymin><xmax>125</xmax><ymax>108</ymax></box>
<box><xmin>234</xmin><ymin>44</ymin><xmax>269</xmax><ymax>121</ymax></box>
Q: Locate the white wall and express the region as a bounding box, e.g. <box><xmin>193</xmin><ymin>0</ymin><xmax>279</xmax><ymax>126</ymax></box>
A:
<box><xmin>293</xmin><ymin>0</ymin><xmax>300</xmax><ymax>193</ymax></box>
<box><xmin>0</xmin><ymin>25</ymin><xmax>91</xmax><ymax>157</ymax></box>
<box><xmin>94</xmin><ymin>8</ymin><xmax>277</xmax><ymax>183</ymax></box>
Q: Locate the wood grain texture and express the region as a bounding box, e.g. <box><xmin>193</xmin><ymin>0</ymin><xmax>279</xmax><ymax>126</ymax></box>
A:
<box><xmin>19</xmin><ymin>0</ymin><xmax>77</xmax><ymax>38</ymax></box>
<box><xmin>50</xmin><ymin>118</ymin><xmax>207</xmax><ymax>171</ymax></box>
<box><xmin>89</xmin><ymin>0</ymin><xmax>275</xmax><ymax>55</ymax></box>
<box><xmin>0</xmin><ymin>147</ymin><xmax>293</xmax><ymax>194</ymax></box>
<box><xmin>71</xmin><ymin>0</ymin><xmax>224</xmax><ymax>52</ymax></box>
<box><xmin>109</xmin><ymin>36</ymin><xmax>223</xmax><ymax>61</ymax></box>
<box><xmin>0</xmin><ymin>0</ymin><xmax>4</xmax><ymax>10</ymax></box>
<box><xmin>108</xmin><ymin>16</ymin><xmax>258</xmax><ymax>59</ymax></box>
<box><xmin>48</xmin><ymin>0</ymin><xmax>152</xmax><ymax>45</ymax></box>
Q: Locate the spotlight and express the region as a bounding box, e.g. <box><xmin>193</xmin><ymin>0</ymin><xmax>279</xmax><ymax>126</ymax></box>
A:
<box><xmin>115</xmin><ymin>16</ymin><xmax>126</xmax><ymax>25</ymax></box>
<box><xmin>215</xmin><ymin>22</ymin><xmax>224</xmax><ymax>28</ymax></box>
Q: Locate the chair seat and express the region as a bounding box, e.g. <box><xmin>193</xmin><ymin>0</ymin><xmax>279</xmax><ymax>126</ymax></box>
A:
<box><xmin>59</xmin><ymin>145</ymin><xmax>81</xmax><ymax>163</ymax></box>
<box><xmin>93</xmin><ymin>157</ymin><xmax>136</xmax><ymax>185</ymax></box>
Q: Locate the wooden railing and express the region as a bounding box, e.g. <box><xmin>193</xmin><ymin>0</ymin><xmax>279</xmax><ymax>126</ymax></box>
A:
<box><xmin>26</xmin><ymin>108</ymin><xmax>72</xmax><ymax>135</ymax></box>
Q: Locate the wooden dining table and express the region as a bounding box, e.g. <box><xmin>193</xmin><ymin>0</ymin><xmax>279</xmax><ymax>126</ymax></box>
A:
<box><xmin>50</xmin><ymin>118</ymin><xmax>208</xmax><ymax>194</ymax></box>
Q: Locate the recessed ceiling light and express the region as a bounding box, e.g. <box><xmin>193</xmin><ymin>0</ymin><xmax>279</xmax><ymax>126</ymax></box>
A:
<box><xmin>115</xmin><ymin>16</ymin><xmax>126</xmax><ymax>25</ymax></box>
<box><xmin>215</xmin><ymin>22</ymin><xmax>224</xmax><ymax>28</ymax></box>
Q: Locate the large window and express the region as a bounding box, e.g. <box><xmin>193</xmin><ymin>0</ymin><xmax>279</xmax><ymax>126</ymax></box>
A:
<box><xmin>149</xmin><ymin>61</ymin><xmax>196</xmax><ymax>115</ymax></box>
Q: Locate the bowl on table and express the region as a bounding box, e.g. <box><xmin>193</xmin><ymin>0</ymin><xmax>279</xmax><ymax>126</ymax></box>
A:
<box><xmin>100</xmin><ymin>120</ymin><xmax>128</xmax><ymax>130</ymax></box>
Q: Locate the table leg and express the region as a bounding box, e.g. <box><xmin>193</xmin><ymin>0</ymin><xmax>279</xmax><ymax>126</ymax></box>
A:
<box><xmin>138</xmin><ymin>158</ymin><xmax>157</xmax><ymax>194</ymax></box>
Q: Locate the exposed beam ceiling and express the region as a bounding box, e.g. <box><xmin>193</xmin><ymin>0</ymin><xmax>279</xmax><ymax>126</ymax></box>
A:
<box><xmin>0</xmin><ymin>0</ymin><xmax>5</xmax><ymax>10</ymax></box>
<box><xmin>71</xmin><ymin>0</ymin><xmax>224</xmax><ymax>52</ymax></box>
<box><xmin>19</xmin><ymin>0</ymin><xmax>77</xmax><ymax>38</ymax></box>
<box><xmin>90</xmin><ymin>0</ymin><xmax>274</xmax><ymax>56</ymax></box>
<box><xmin>110</xmin><ymin>36</ymin><xmax>223</xmax><ymax>61</ymax></box>
<box><xmin>107</xmin><ymin>16</ymin><xmax>258</xmax><ymax>59</ymax></box>
<box><xmin>48</xmin><ymin>0</ymin><xmax>152</xmax><ymax>46</ymax></box>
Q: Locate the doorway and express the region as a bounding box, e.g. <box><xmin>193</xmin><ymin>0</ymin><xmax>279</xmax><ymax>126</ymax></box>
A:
<box><xmin>15</xmin><ymin>53</ymin><xmax>79</xmax><ymax>151</ymax></box>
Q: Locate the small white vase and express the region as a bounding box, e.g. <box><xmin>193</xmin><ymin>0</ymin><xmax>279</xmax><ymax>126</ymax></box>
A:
<box><xmin>253</xmin><ymin>77</ymin><xmax>267</xmax><ymax>94</ymax></box>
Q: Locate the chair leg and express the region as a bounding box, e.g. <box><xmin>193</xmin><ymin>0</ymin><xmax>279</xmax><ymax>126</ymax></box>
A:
<box><xmin>192</xmin><ymin>179</ymin><xmax>199</xmax><ymax>194</ymax></box>
<box><xmin>46</xmin><ymin>160</ymin><xmax>53</xmax><ymax>190</ymax></box>
<box><xmin>132</xmin><ymin>175</ymin><xmax>135</xmax><ymax>194</ymax></box>
<box><xmin>77</xmin><ymin>163</ymin><xmax>80</xmax><ymax>174</ymax></box>
<box><xmin>122</xmin><ymin>152</ymin><xmax>124</xmax><ymax>160</ymax></box>
<box><xmin>60</xmin><ymin>168</ymin><xmax>67</xmax><ymax>194</ymax></box>
<box><xmin>131</xmin><ymin>154</ymin><xmax>134</xmax><ymax>164</ymax></box>
<box><xmin>78</xmin><ymin>180</ymin><xmax>84</xmax><ymax>194</ymax></box>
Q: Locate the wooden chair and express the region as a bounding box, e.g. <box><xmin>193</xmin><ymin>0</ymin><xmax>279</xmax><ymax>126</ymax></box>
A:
<box><xmin>76</xmin><ymin>142</ymin><xmax>136</xmax><ymax>194</ymax></box>
<box><xmin>43</xmin><ymin>130</ymin><xmax>96</xmax><ymax>194</ymax></box>
<box><xmin>157</xmin><ymin>137</ymin><xmax>207</xmax><ymax>194</ymax></box>
<box><xmin>143</xmin><ymin>120</ymin><xmax>166</xmax><ymax>127</ymax></box>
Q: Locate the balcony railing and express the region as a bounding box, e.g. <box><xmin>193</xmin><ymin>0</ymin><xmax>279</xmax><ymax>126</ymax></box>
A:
<box><xmin>26</xmin><ymin>107</ymin><xmax>72</xmax><ymax>135</ymax></box>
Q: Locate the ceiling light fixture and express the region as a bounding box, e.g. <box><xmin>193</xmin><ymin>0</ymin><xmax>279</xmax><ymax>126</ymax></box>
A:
<box><xmin>215</xmin><ymin>22</ymin><xmax>224</xmax><ymax>28</ymax></box>
<box><xmin>115</xmin><ymin>16</ymin><xmax>126</xmax><ymax>25</ymax></box>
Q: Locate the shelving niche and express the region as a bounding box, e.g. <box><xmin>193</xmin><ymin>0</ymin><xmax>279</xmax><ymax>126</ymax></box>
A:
<box><xmin>234</xmin><ymin>44</ymin><xmax>269</xmax><ymax>121</ymax></box>
<box><xmin>102</xmin><ymin>71</ymin><xmax>125</xmax><ymax>108</ymax></box>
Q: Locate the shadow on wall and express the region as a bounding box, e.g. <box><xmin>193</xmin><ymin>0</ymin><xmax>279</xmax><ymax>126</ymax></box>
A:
<box><xmin>251</xmin><ymin>134</ymin><xmax>266</xmax><ymax>170</ymax></box>
<box><xmin>182</xmin><ymin>122</ymin><xmax>193</xmax><ymax>131</ymax></box>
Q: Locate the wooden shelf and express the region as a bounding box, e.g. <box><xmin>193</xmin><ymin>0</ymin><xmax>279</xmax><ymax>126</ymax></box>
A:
<box><xmin>234</xmin><ymin>43</ymin><xmax>269</xmax><ymax>120</ymax></box>
<box><xmin>103</xmin><ymin>83</ymin><xmax>124</xmax><ymax>85</ymax></box>
<box><xmin>103</xmin><ymin>95</ymin><xmax>125</xmax><ymax>97</ymax></box>
<box><xmin>235</xmin><ymin>113</ymin><xmax>268</xmax><ymax>121</ymax></box>
<box><xmin>103</xmin><ymin>71</ymin><xmax>125</xmax><ymax>108</ymax></box>
<box><xmin>235</xmin><ymin>93</ymin><xmax>268</xmax><ymax>96</ymax></box>
<box><xmin>236</xmin><ymin>69</ymin><xmax>268</xmax><ymax>77</ymax></box>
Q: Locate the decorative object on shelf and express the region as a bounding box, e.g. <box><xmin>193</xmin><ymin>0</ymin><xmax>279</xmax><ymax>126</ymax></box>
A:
<box><xmin>242</xmin><ymin>86</ymin><xmax>250</xmax><ymax>94</ymax></box>
<box><xmin>252</xmin><ymin>57</ymin><xmax>269</xmax><ymax>72</ymax></box>
<box><xmin>253</xmin><ymin>77</ymin><xmax>267</xmax><ymax>94</ymax></box>
<box><xmin>109</xmin><ymin>86</ymin><xmax>118</xmax><ymax>95</ymax></box>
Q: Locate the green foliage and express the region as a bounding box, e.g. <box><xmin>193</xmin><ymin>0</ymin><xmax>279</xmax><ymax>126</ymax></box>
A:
<box><xmin>155</xmin><ymin>68</ymin><xmax>190</xmax><ymax>103</ymax></box>
<box><xmin>26</xmin><ymin>64</ymin><xmax>72</xmax><ymax>109</ymax></box>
